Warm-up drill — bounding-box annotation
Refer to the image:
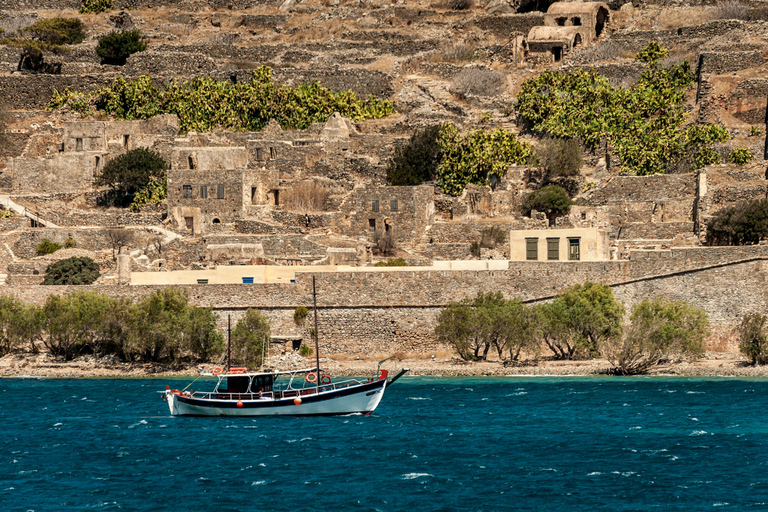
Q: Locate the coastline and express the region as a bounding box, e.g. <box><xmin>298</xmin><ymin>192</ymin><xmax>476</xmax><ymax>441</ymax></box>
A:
<box><xmin>3</xmin><ymin>351</ymin><xmax>768</xmax><ymax>378</ymax></box>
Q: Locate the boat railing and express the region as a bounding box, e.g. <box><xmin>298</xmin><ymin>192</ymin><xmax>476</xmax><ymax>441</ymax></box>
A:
<box><xmin>190</xmin><ymin>375</ymin><xmax>380</xmax><ymax>401</ymax></box>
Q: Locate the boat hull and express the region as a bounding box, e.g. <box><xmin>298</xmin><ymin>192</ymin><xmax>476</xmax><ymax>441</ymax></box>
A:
<box><xmin>167</xmin><ymin>379</ymin><xmax>388</xmax><ymax>417</ymax></box>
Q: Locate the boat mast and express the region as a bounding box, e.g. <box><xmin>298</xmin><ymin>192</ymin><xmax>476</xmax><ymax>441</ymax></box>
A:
<box><xmin>313</xmin><ymin>275</ymin><xmax>320</xmax><ymax>388</ymax></box>
<box><xmin>227</xmin><ymin>314</ymin><xmax>232</xmax><ymax>373</ymax></box>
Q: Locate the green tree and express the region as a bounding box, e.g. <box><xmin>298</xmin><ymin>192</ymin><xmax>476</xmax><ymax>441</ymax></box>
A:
<box><xmin>436</xmin><ymin>124</ymin><xmax>533</xmax><ymax>196</ymax></box>
<box><xmin>706</xmin><ymin>199</ymin><xmax>768</xmax><ymax>246</ymax></box>
<box><xmin>231</xmin><ymin>308</ymin><xmax>272</xmax><ymax>368</ymax></box>
<box><xmin>3</xmin><ymin>18</ymin><xmax>86</xmax><ymax>72</ymax></box>
<box><xmin>435</xmin><ymin>292</ymin><xmax>540</xmax><ymax>362</ymax></box>
<box><xmin>738</xmin><ymin>313</ymin><xmax>768</xmax><ymax>365</ymax></box>
<box><xmin>293</xmin><ymin>306</ymin><xmax>308</xmax><ymax>326</ymax></box>
<box><xmin>519</xmin><ymin>185</ymin><xmax>575</xmax><ymax>226</ymax></box>
<box><xmin>0</xmin><ymin>296</ymin><xmax>27</xmax><ymax>356</ymax></box>
<box><xmin>185</xmin><ymin>307</ymin><xmax>224</xmax><ymax>362</ymax></box>
<box><xmin>515</xmin><ymin>42</ymin><xmax>729</xmax><ymax>176</ymax></box>
<box><xmin>603</xmin><ymin>298</ymin><xmax>709</xmax><ymax>375</ymax></box>
<box><xmin>95</xmin><ymin>147</ymin><xmax>167</xmax><ymax>203</ymax></box>
<box><xmin>40</xmin><ymin>293</ymin><xmax>111</xmax><ymax>360</ymax></box>
<box><xmin>540</xmin><ymin>282</ymin><xmax>623</xmax><ymax>360</ymax></box>
<box><xmin>43</xmin><ymin>257</ymin><xmax>100</xmax><ymax>285</ymax></box>
<box><xmin>127</xmin><ymin>287</ymin><xmax>190</xmax><ymax>362</ymax></box>
<box><xmin>387</xmin><ymin>125</ymin><xmax>442</xmax><ymax>186</ymax></box>
<box><xmin>96</xmin><ymin>30</ymin><xmax>146</xmax><ymax>65</ymax></box>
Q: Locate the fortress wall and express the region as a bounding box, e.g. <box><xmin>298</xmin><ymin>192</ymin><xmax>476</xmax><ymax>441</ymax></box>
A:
<box><xmin>582</xmin><ymin>174</ymin><xmax>696</xmax><ymax>205</ymax></box>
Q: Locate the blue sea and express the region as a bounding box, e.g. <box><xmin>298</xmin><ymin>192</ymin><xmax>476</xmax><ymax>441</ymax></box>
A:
<box><xmin>2</xmin><ymin>376</ymin><xmax>768</xmax><ymax>511</ymax></box>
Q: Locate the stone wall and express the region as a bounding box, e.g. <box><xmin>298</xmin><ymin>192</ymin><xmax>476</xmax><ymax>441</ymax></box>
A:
<box><xmin>6</xmin><ymin>244</ymin><xmax>768</xmax><ymax>353</ymax></box>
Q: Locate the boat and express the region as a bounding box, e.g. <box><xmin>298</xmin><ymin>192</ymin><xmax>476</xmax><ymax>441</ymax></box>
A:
<box><xmin>163</xmin><ymin>361</ymin><xmax>408</xmax><ymax>417</ymax></box>
<box><xmin>162</xmin><ymin>276</ymin><xmax>408</xmax><ymax>416</ymax></box>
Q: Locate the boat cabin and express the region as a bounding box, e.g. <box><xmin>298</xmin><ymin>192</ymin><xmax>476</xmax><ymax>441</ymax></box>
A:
<box><xmin>217</xmin><ymin>374</ymin><xmax>276</xmax><ymax>395</ymax></box>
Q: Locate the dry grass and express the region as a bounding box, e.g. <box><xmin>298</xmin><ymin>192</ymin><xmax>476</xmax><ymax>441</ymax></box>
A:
<box><xmin>451</xmin><ymin>67</ymin><xmax>505</xmax><ymax>98</ymax></box>
<box><xmin>365</xmin><ymin>56</ymin><xmax>399</xmax><ymax>72</ymax></box>
<box><xmin>712</xmin><ymin>1</ymin><xmax>750</xmax><ymax>21</ymax></box>
<box><xmin>282</xmin><ymin>180</ymin><xmax>329</xmax><ymax>212</ymax></box>
<box><xmin>435</xmin><ymin>44</ymin><xmax>483</xmax><ymax>64</ymax></box>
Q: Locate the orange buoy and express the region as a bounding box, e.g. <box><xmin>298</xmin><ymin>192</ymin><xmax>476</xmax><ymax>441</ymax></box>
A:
<box><xmin>237</xmin><ymin>400</ymin><xmax>243</xmax><ymax>408</ymax></box>
<box><xmin>294</xmin><ymin>397</ymin><xmax>302</xmax><ymax>405</ymax></box>
<box><xmin>212</xmin><ymin>367</ymin><xmax>223</xmax><ymax>376</ymax></box>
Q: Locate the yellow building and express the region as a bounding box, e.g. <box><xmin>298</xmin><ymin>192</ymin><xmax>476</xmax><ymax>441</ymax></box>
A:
<box><xmin>509</xmin><ymin>228</ymin><xmax>610</xmax><ymax>261</ymax></box>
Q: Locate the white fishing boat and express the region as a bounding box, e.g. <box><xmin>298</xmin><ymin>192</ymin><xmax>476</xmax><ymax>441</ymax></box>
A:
<box><xmin>163</xmin><ymin>363</ymin><xmax>408</xmax><ymax>417</ymax></box>
<box><xmin>162</xmin><ymin>276</ymin><xmax>408</xmax><ymax>416</ymax></box>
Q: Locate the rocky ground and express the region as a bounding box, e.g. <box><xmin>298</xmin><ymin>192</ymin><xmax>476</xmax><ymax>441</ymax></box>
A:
<box><xmin>2</xmin><ymin>350</ymin><xmax>767</xmax><ymax>379</ymax></box>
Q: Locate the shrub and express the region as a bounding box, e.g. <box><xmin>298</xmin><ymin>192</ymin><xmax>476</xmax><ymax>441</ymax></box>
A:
<box><xmin>230</xmin><ymin>308</ymin><xmax>271</xmax><ymax>368</ymax></box>
<box><xmin>47</xmin><ymin>67</ymin><xmax>394</xmax><ymax>134</ymax></box>
<box><xmin>299</xmin><ymin>344</ymin><xmax>313</xmax><ymax>357</ymax></box>
<box><xmin>282</xmin><ymin>181</ymin><xmax>328</xmax><ymax>212</ymax></box>
<box><xmin>738</xmin><ymin>313</ymin><xmax>768</xmax><ymax>365</ymax></box>
<box><xmin>374</xmin><ymin>258</ymin><xmax>408</xmax><ymax>267</ymax></box>
<box><xmin>294</xmin><ymin>306</ymin><xmax>308</xmax><ymax>326</ymax></box>
<box><xmin>750</xmin><ymin>126</ymin><xmax>761</xmax><ymax>137</ymax></box>
<box><xmin>37</xmin><ymin>239</ymin><xmax>62</xmax><ymax>255</ymax></box>
<box><xmin>602</xmin><ymin>298</ymin><xmax>709</xmax><ymax>375</ymax></box>
<box><xmin>129</xmin><ymin>177</ymin><xmax>167</xmax><ymax>212</ymax></box>
<box><xmin>728</xmin><ymin>147</ymin><xmax>753</xmax><ymax>165</ymax></box>
<box><xmin>43</xmin><ymin>256</ymin><xmax>100</xmax><ymax>285</ymax></box>
<box><xmin>451</xmin><ymin>67</ymin><xmax>505</xmax><ymax>98</ymax></box>
<box><xmin>539</xmin><ymin>282</ymin><xmax>624</xmax><ymax>360</ymax></box>
<box><xmin>64</xmin><ymin>237</ymin><xmax>76</xmax><ymax>248</ymax></box>
<box><xmin>96</xmin><ymin>147</ymin><xmax>167</xmax><ymax>201</ymax></box>
<box><xmin>519</xmin><ymin>185</ymin><xmax>575</xmax><ymax>226</ymax></box>
<box><xmin>387</xmin><ymin>125</ymin><xmax>442</xmax><ymax>186</ymax></box>
<box><xmin>437</xmin><ymin>123</ymin><xmax>533</xmax><ymax>196</ymax></box>
<box><xmin>95</xmin><ymin>30</ymin><xmax>146</xmax><ymax>65</ymax></box>
<box><xmin>80</xmin><ymin>0</ymin><xmax>112</xmax><ymax>14</ymax></box>
<box><xmin>535</xmin><ymin>138</ymin><xmax>583</xmax><ymax>177</ymax></box>
<box><xmin>706</xmin><ymin>199</ymin><xmax>768</xmax><ymax>246</ymax></box>
<box><xmin>105</xmin><ymin>227</ymin><xmax>134</xmax><ymax>260</ymax></box>
<box><xmin>17</xmin><ymin>18</ymin><xmax>86</xmax><ymax>46</ymax></box>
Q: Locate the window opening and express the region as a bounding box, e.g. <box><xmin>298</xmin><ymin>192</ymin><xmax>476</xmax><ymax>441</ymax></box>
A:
<box><xmin>372</xmin><ymin>199</ymin><xmax>380</xmax><ymax>212</ymax></box>
<box><xmin>217</xmin><ymin>184</ymin><xmax>225</xmax><ymax>199</ymax></box>
<box><xmin>255</xmin><ymin>148</ymin><xmax>264</xmax><ymax>161</ymax></box>
<box><xmin>526</xmin><ymin>238</ymin><xmax>538</xmax><ymax>261</ymax></box>
<box><xmin>568</xmin><ymin>238</ymin><xmax>581</xmax><ymax>261</ymax></box>
<box><xmin>184</xmin><ymin>217</ymin><xmax>194</xmax><ymax>230</ymax></box>
<box><xmin>75</xmin><ymin>138</ymin><xmax>83</xmax><ymax>151</ymax></box>
<box><xmin>369</xmin><ymin>219</ymin><xmax>376</xmax><ymax>230</ymax></box>
<box><xmin>556</xmin><ymin>17</ymin><xmax>566</xmax><ymax>26</ymax></box>
<box><xmin>572</xmin><ymin>17</ymin><xmax>581</xmax><ymax>26</ymax></box>
<box><xmin>212</xmin><ymin>218</ymin><xmax>221</xmax><ymax>224</ymax></box>
<box><xmin>188</xmin><ymin>155</ymin><xmax>196</xmax><ymax>169</ymax></box>
<box><xmin>183</xmin><ymin>185</ymin><xmax>192</xmax><ymax>199</ymax></box>
<box><xmin>547</xmin><ymin>238</ymin><xmax>560</xmax><ymax>260</ymax></box>
<box><xmin>552</xmin><ymin>46</ymin><xmax>562</xmax><ymax>62</ymax></box>
<box><xmin>390</xmin><ymin>199</ymin><xmax>399</xmax><ymax>211</ymax></box>
<box><xmin>251</xmin><ymin>187</ymin><xmax>258</xmax><ymax>204</ymax></box>
<box><xmin>123</xmin><ymin>135</ymin><xmax>130</xmax><ymax>149</ymax></box>
<box><xmin>200</xmin><ymin>185</ymin><xmax>208</xmax><ymax>199</ymax></box>
<box><xmin>270</xmin><ymin>147</ymin><xmax>277</xmax><ymax>159</ymax></box>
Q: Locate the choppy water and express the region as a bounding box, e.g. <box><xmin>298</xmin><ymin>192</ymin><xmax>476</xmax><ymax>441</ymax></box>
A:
<box><xmin>2</xmin><ymin>376</ymin><xmax>768</xmax><ymax>511</ymax></box>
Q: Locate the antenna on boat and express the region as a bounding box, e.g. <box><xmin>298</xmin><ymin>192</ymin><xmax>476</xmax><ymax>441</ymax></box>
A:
<box><xmin>227</xmin><ymin>314</ymin><xmax>232</xmax><ymax>374</ymax></box>
<box><xmin>313</xmin><ymin>275</ymin><xmax>321</xmax><ymax>389</ymax></box>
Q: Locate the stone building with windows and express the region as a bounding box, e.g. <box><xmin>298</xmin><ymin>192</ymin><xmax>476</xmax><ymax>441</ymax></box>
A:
<box><xmin>509</xmin><ymin>228</ymin><xmax>610</xmax><ymax>261</ymax></box>
<box><xmin>347</xmin><ymin>186</ymin><xmax>435</xmax><ymax>245</ymax></box>
<box><xmin>526</xmin><ymin>2</ymin><xmax>611</xmax><ymax>64</ymax></box>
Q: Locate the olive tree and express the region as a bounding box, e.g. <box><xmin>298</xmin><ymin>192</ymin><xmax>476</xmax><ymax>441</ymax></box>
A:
<box><xmin>602</xmin><ymin>298</ymin><xmax>709</xmax><ymax>375</ymax></box>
